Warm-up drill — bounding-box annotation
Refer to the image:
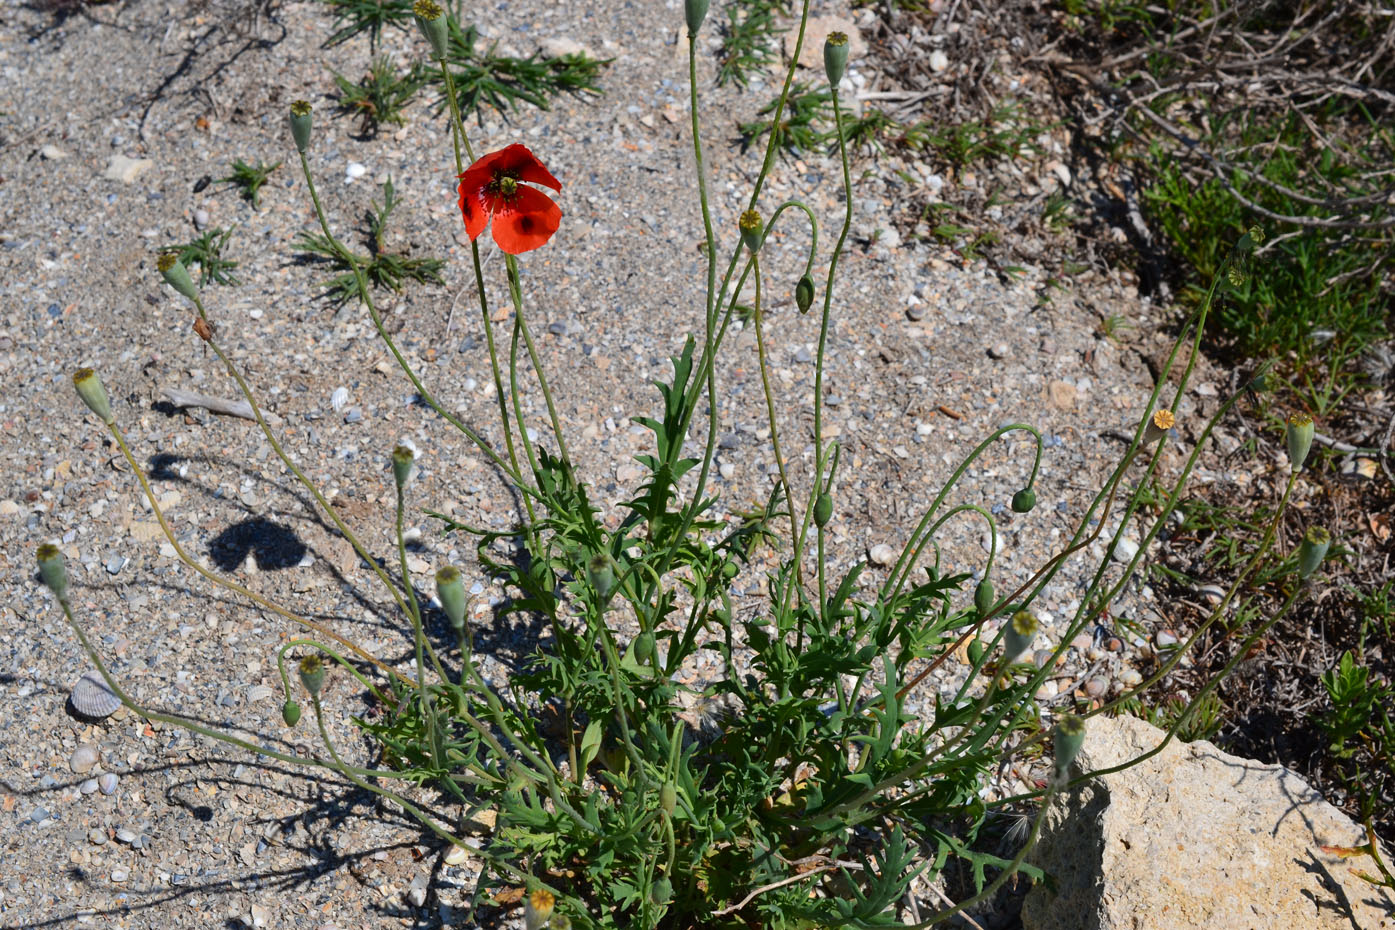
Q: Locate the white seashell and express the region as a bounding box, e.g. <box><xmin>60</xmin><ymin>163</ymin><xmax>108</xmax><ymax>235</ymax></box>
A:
<box><xmin>70</xmin><ymin>745</ymin><xmax>99</xmax><ymax>775</ymax></box>
<box><xmin>70</xmin><ymin>671</ymin><xmax>122</xmax><ymax>719</ymax></box>
<box><xmin>330</xmin><ymin>387</ymin><xmax>350</xmax><ymax>412</ymax></box>
<box><xmin>98</xmin><ymin>773</ymin><xmax>119</xmax><ymax>795</ymax></box>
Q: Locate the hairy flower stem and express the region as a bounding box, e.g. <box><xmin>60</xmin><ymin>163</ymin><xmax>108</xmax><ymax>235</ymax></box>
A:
<box><xmin>750</xmin><ymin>255</ymin><xmax>802</xmax><ymax>578</ymax></box>
<box><xmin>397</xmin><ymin>483</ymin><xmax>444</xmax><ymax>768</ymax></box>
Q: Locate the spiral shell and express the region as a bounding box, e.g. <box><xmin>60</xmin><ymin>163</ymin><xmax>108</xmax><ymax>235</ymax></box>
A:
<box><xmin>330</xmin><ymin>387</ymin><xmax>349</xmax><ymax>412</ymax></box>
<box><xmin>69</xmin><ymin>671</ymin><xmax>122</xmax><ymax>719</ymax></box>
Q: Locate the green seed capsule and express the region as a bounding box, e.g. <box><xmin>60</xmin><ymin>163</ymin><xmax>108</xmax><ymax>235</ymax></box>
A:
<box><xmin>298</xmin><ymin>654</ymin><xmax>326</xmax><ymax>698</ymax></box>
<box><xmin>436</xmin><ymin>566</ymin><xmax>466</xmax><ymax>631</ymax></box>
<box><xmin>36</xmin><ymin>543</ymin><xmax>69</xmax><ymax>599</ymax></box>
<box><xmin>824</xmin><ymin>32</ymin><xmax>849</xmax><ymax>87</ymax></box>
<box><xmin>587</xmin><ymin>553</ymin><xmax>615</xmax><ymax>598</ymax></box>
<box><xmin>1297</xmin><ymin>526</ymin><xmax>1330</xmax><ymax>580</ymax></box>
<box><xmin>289</xmin><ymin>100</ymin><xmax>313</xmax><ymax>153</ymax></box>
<box><xmin>391</xmin><ymin>444</ymin><xmax>415</xmax><ymax>490</ymax></box>
<box><xmin>651</xmin><ymin>877</ymin><xmax>673</xmax><ymax>906</ymax></box>
<box><xmin>634</xmin><ymin>632</ymin><xmax>656</xmax><ymax>664</ymax></box>
<box><xmin>659</xmin><ymin>783</ymin><xmax>677</xmax><ymax>816</ymax></box>
<box><xmin>281</xmin><ymin>700</ymin><xmax>302</xmax><ymax>727</ymax></box>
<box><xmin>1003</xmin><ymin>610</ymin><xmax>1039</xmax><ymax>664</ymax></box>
<box><xmin>1011</xmin><ymin>488</ymin><xmax>1037</xmax><ymax>513</ymax></box>
<box><xmin>738</xmin><ymin>209</ymin><xmax>763</xmax><ymax>253</ymax></box>
<box><xmin>156</xmin><ymin>253</ymin><xmax>200</xmax><ymax>301</ymax></box>
<box><xmin>72</xmin><ymin>368</ymin><xmax>114</xmax><ymax>424</ymax></box>
<box><xmin>795</xmin><ymin>274</ymin><xmax>815</xmax><ymax>314</ymax></box>
<box><xmin>1285</xmin><ymin>413</ymin><xmax>1314</xmax><ymax>473</ymax></box>
<box><xmin>684</xmin><ymin>0</ymin><xmax>709</xmax><ymax>34</ymax></box>
<box><xmin>1053</xmin><ymin>714</ymin><xmax>1086</xmax><ymax>779</ymax></box>
<box><xmin>412</xmin><ymin>0</ymin><xmax>450</xmax><ymax>59</ymax></box>
<box><xmin>814</xmin><ymin>493</ymin><xmax>833</xmax><ymax>527</ymax></box>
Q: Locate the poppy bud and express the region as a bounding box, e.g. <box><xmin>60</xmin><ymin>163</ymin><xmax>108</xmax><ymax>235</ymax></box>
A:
<box><xmin>1285</xmin><ymin>412</ymin><xmax>1314</xmax><ymax>473</ymax></box>
<box><xmin>587</xmin><ymin>553</ymin><xmax>616</xmax><ymax>598</ymax></box>
<box><xmin>651</xmin><ymin>877</ymin><xmax>673</xmax><ymax>906</ymax></box>
<box><xmin>659</xmin><ymin>782</ymin><xmax>677</xmax><ymax>815</ymax></box>
<box><xmin>298</xmin><ymin>654</ymin><xmax>326</xmax><ymax>698</ymax></box>
<box><xmin>1053</xmin><ymin>714</ymin><xmax>1086</xmax><ymax>779</ymax></box>
<box><xmin>634</xmin><ymin>632</ymin><xmax>656</xmax><ymax>664</ymax></box>
<box><xmin>524</xmin><ymin>889</ymin><xmax>555</xmax><ymax>930</ymax></box>
<box><xmin>1011</xmin><ymin>488</ymin><xmax>1036</xmax><ymax>513</ymax></box>
<box><xmin>36</xmin><ymin>543</ymin><xmax>68</xmax><ymax>599</ymax></box>
<box><xmin>436</xmin><ymin>566</ymin><xmax>466</xmax><ymax>632</ymax></box>
<box><xmin>156</xmin><ymin>252</ymin><xmax>200</xmax><ymax>301</ymax></box>
<box><xmin>289</xmin><ymin>100</ymin><xmax>313</xmax><ymax>153</ymax></box>
<box><xmin>72</xmin><ymin>368</ymin><xmax>114</xmax><ymax>424</ymax></box>
<box><xmin>1143</xmin><ymin>408</ymin><xmax>1175</xmax><ymax>443</ymax></box>
<box><xmin>1297</xmin><ymin>526</ymin><xmax>1330</xmax><ymax>580</ymax></box>
<box><xmin>391</xmin><ymin>444</ymin><xmax>415</xmax><ymax>490</ymax></box>
<box><xmin>684</xmin><ymin>0</ymin><xmax>709</xmax><ymax>35</ymax></box>
<box><xmin>412</xmin><ymin>0</ymin><xmax>450</xmax><ymax>59</ymax></box>
<box><xmin>1003</xmin><ymin>610</ymin><xmax>1038</xmax><ymax>665</ymax></box>
<box><xmin>814</xmin><ymin>492</ymin><xmax>833</xmax><ymax>528</ymax></box>
<box><xmin>795</xmin><ymin>273</ymin><xmax>815</xmax><ymax>313</ymax></box>
<box><xmin>966</xmin><ymin>637</ymin><xmax>985</xmax><ymax>667</ymax></box>
<box><xmin>974</xmin><ymin>579</ymin><xmax>994</xmax><ymax>617</ymax></box>
<box><xmin>281</xmin><ymin>699</ymin><xmax>302</xmax><ymax>727</ymax></box>
<box><xmin>738</xmin><ymin>209</ymin><xmax>763</xmax><ymax>252</ymax></box>
<box><xmin>824</xmin><ymin>32</ymin><xmax>849</xmax><ymax>87</ymax></box>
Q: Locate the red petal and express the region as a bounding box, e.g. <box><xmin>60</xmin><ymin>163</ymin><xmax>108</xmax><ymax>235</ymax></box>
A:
<box><xmin>490</xmin><ymin>186</ymin><xmax>561</xmax><ymax>255</ymax></box>
<box><xmin>457</xmin><ymin>178</ymin><xmax>487</xmax><ymax>241</ymax></box>
<box><xmin>488</xmin><ymin>143</ymin><xmax>562</xmax><ymax>192</ymax></box>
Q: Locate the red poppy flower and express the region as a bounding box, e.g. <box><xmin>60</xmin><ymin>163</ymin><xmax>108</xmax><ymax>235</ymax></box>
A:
<box><xmin>457</xmin><ymin>144</ymin><xmax>562</xmax><ymax>255</ymax></box>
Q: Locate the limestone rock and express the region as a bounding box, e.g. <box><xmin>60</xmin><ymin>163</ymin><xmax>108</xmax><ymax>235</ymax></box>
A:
<box><xmin>1023</xmin><ymin>714</ymin><xmax>1395</xmax><ymax>930</ymax></box>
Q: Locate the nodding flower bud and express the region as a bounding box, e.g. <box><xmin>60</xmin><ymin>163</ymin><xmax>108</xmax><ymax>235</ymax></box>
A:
<box><xmin>297</xmin><ymin>654</ymin><xmax>326</xmax><ymax>698</ymax></box>
<box><xmin>1285</xmin><ymin>412</ymin><xmax>1314</xmax><ymax>473</ymax></box>
<box><xmin>524</xmin><ymin>889</ymin><xmax>556</xmax><ymax>930</ymax></box>
<box><xmin>795</xmin><ymin>273</ymin><xmax>815</xmax><ymax>314</ymax></box>
<box><xmin>814</xmin><ymin>492</ymin><xmax>833</xmax><ymax>528</ymax></box>
<box><xmin>281</xmin><ymin>699</ymin><xmax>302</xmax><ymax>727</ymax></box>
<box><xmin>391</xmin><ymin>444</ymin><xmax>415</xmax><ymax>490</ymax></box>
<box><xmin>413</xmin><ymin>0</ymin><xmax>450</xmax><ymax>59</ymax></box>
<box><xmin>1143</xmin><ymin>408</ymin><xmax>1175</xmax><ymax>443</ymax></box>
<box><xmin>72</xmin><ymin>368</ymin><xmax>114</xmax><ymax>424</ymax></box>
<box><xmin>435</xmin><ymin>566</ymin><xmax>466</xmax><ymax>632</ymax></box>
<box><xmin>36</xmin><ymin>543</ymin><xmax>68</xmax><ymax>599</ymax></box>
<box><xmin>289</xmin><ymin>100</ymin><xmax>313</xmax><ymax>153</ymax></box>
<box><xmin>738</xmin><ymin>209</ymin><xmax>763</xmax><ymax>252</ymax></box>
<box><xmin>1011</xmin><ymin>488</ymin><xmax>1036</xmax><ymax>514</ymax></box>
<box><xmin>659</xmin><ymin>782</ymin><xmax>677</xmax><ymax>816</ymax></box>
<box><xmin>966</xmin><ymin>637</ymin><xmax>986</xmax><ymax>667</ymax></box>
<box><xmin>651</xmin><ymin>877</ymin><xmax>674</xmax><ymax>905</ymax></box>
<box><xmin>156</xmin><ymin>252</ymin><xmax>200</xmax><ymax>301</ymax></box>
<box><xmin>1297</xmin><ymin>525</ymin><xmax>1331</xmax><ymax>580</ymax></box>
<box><xmin>1053</xmin><ymin>714</ymin><xmax>1086</xmax><ymax>779</ymax></box>
<box><xmin>824</xmin><ymin>32</ymin><xmax>849</xmax><ymax>87</ymax></box>
<box><xmin>1003</xmin><ymin>610</ymin><xmax>1039</xmax><ymax>665</ymax></box>
<box><xmin>587</xmin><ymin>553</ymin><xmax>616</xmax><ymax>598</ymax></box>
<box><xmin>974</xmin><ymin>579</ymin><xmax>995</xmax><ymax>617</ymax></box>
<box><xmin>684</xmin><ymin>0</ymin><xmax>709</xmax><ymax>35</ymax></box>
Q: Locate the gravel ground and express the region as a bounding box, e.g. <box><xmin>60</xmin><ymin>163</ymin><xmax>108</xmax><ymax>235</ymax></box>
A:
<box><xmin>0</xmin><ymin>0</ymin><xmax>1221</xmax><ymax>926</ymax></box>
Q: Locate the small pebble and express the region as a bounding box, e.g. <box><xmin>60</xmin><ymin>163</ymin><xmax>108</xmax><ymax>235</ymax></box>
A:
<box><xmin>1083</xmin><ymin>677</ymin><xmax>1108</xmax><ymax>698</ymax></box>
<box><xmin>110</xmin><ymin>869</ymin><xmax>129</xmax><ymax>883</ymax></box>
<box><xmin>905</xmin><ymin>304</ymin><xmax>925</xmax><ymax>321</ymax></box>
<box><xmin>1119</xmin><ymin>668</ymin><xmax>1143</xmax><ymax>687</ymax></box>
<box><xmin>99</xmin><ymin>773</ymin><xmax>119</xmax><ymax>795</ymax></box>
<box><xmin>116</xmin><ymin>828</ymin><xmax>138</xmax><ymax>844</ymax></box>
<box><xmin>30</xmin><ymin>807</ymin><xmax>51</xmax><ymax>824</ymax></box>
<box><xmin>988</xmin><ymin>343</ymin><xmax>1010</xmax><ymax>359</ymax></box>
<box><xmin>1155</xmin><ymin>630</ymin><xmax>1179</xmax><ymax>648</ymax></box>
<box><xmin>344</xmin><ymin>407</ymin><xmax>363</xmax><ymax>424</ymax></box>
<box><xmin>80</xmin><ymin>778</ymin><xmax>99</xmax><ymax>795</ymax></box>
<box><xmin>1111</xmin><ymin>537</ymin><xmax>1140</xmax><ymax>563</ymax></box>
<box><xmin>869</xmin><ymin>543</ymin><xmax>897</xmax><ymax>567</ymax></box>
<box><xmin>719</xmin><ymin>462</ymin><xmax>735</xmax><ymax>480</ymax></box>
<box><xmin>929</xmin><ymin>49</ymin><xmax>949</xmax><ymax>72</ymax></box>
<box><xmin>105</xmin><ymin>556</ymin><xmax>127</xmax><ymax>575</ymax></box>
<box><xmin>193</xmin><ymin>208</ymin><xmax>210</xmax><ymax>230</ymax></box>
<box><xmin>89</xmin><ymin>829</ymin><xmax>107</xmax><ymax>846</ymax></box>
<box><xmin>345</xmin><ymin>162</ymin><xmax>367</xmax><ymax>180</ymax></box>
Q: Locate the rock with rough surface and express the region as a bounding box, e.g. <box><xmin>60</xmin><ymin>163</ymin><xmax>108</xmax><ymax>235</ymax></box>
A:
<box><xmin>1023</xmin><ymin>714</ymin><xmax>1395</xmax><ymax>930</ymax></box>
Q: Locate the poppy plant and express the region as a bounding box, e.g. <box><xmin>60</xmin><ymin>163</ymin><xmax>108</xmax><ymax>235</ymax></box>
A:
<box><xmin>457</xmin><ymin>144</ymin><xmax>562</xmax><ymax>255</ymax></box>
